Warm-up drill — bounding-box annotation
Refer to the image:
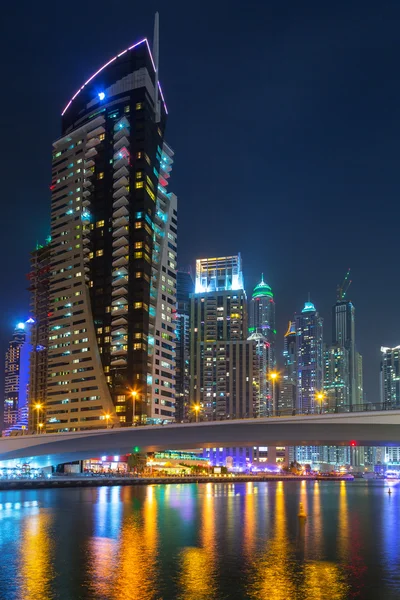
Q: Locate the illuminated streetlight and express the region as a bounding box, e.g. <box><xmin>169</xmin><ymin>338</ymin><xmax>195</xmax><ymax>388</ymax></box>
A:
<box><xmin>38</xmin><ymin>423</ymin><xmax>44</xmax><ymax>434</ymax></box>
<box><xmin>316</xmin><ymin>392</ymin><xmax>325</xmax><ymax>414</ymax></box>
<box><xmin>35</xmin><ymin>403</ymin><xmax>43</xmax><ymax>434</ymax></box>
<box><xmin>105</xmin><ymin>414</ymin><xmax>111</xmax><ymax>429</ymax></box>
<box><xmin>193</xmin><ymin>404</ymin><xmax>201</xmax><ymax>423</ymax></box>
<box><xmin>131</xmin><ymin>390</ymin><xmax>138</xmax><ymax>425</ymax></box>
<box><xmin>269</xmin><ymin>372</ymin><xmax>279</xmax><ymax>416</ymax></box>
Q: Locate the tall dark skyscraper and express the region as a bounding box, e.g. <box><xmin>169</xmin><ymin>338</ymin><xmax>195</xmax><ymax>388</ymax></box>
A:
<box><xmin>175</xmin><ymin>270</ymin><xmax>194</xmax><ymax>422</ymax></box>
<box><xmin>46</xmin><ymin>25</ymin><xmax>177</xmax><ymax>432</ymax></box>
<box><xmin>295</xmin><ymin>300</ymin><xmax>323</xmax><ymax>413</ymax></box>
<box><xmin>332</xmin><ymin>300</ymin><xmax>357</xmax><ymax>406</ymax></box>
<box><xmin>380</xmin><ymin>346</ymin><xmax>400</xmax><ymax>407</ymax></box>
<box><xmin>27</xmin><ymin>242</ymin><xmax>51</xmax><ymax>433</ymax></box>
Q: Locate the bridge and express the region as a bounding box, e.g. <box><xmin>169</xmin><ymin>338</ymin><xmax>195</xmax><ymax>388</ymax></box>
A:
<box><xmin>1</xmin><ymin>410</ymin><xmax>400</xmax><ymax>467</ymax></box>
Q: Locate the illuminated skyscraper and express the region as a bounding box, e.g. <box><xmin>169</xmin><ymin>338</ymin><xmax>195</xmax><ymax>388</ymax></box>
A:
<box><xmin>46</xmin><ymin>25</ymin><xmax>176</xmax><ymax>431</ymax></box>
<box><xmin>249</xmin><ymin>274</ymin><xmax>276</xmax><ymax>359</ymax></box>
<box><xmin>3</xmin><ymin>320</ymin><xmax>33</xmax><ymax>435</ymax></box>
<box><xmin>295</xmin><ymin>300</ymin><xmax>323</xmax><ymax>413</ymax></box>
<box><xmin>190</xmin><ymin>254</ymin><xmax>257</xmax><ymax>420</ymax></box>
<box><xmin>175</xmin><ymin>270</ymin><xmax>194</xmax><ymax>422</ymax></box>
<box><xmin>380</xmin><ymin>346</ymin><xmax>400</xmax><ymax>407</ymax></box>
<box><xmin>323</xmin><ymin>344</ymin><xmax>349</xmax><ymax>410</ymax></box>
<box><xmin>28</xmin><ymin>242</ymin><xmax>51</xmax><ymax>433</ymax></box>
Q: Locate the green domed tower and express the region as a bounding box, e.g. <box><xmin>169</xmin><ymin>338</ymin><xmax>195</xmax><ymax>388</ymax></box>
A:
<box><xmin>249</xmin><ymin>274</ymin><xmax>276</xmax><ymax>365</ymax></box>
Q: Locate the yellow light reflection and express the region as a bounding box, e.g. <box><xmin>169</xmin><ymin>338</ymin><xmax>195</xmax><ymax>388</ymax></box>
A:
<box><xmin>178</xmin><ymin>484</ymin><xmax>217</xmax><ymax>600</ymax></box>
<box><xmin>244</xmin><ymin>482</ymin><xmax>256</xmax><ymax>558</ymax></box>
<box><xmin>337</xmin><ymin>481</ymin><xmax>349</xmax><ymax>560</ymax></box>
<box><xmin>20</xmin><ymin>512</ymin><xmax>55</xmax><ymax>600</ymax></box>
<box><xmin>89</xmin><ymin>486</ymin><xmax>159</xmax><ymax>600</ymax></box>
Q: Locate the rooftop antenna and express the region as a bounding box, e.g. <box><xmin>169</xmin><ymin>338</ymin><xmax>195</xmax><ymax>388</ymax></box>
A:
<box><xmin>153</xmin><ymin>12</ymin><xmax>160</xmax><ymax>123</ymax></box>
<box><xmin>337</xmin><ymin>268</ymin><xmax>352</xmax><ymax>301</ymax></box>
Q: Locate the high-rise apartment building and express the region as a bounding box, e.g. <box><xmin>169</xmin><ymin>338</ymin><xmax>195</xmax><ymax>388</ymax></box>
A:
<box><xmin>3</xmin><ymin>321</ymin><xmax>33</xmax><ymax>434</ymax></box>
<box><xmin>295</xmin><ymin>300</ymin><xmax>323</xmax><ymax>413</ymax></box>
<box><xmin>28</xmin><ymin>242</ymin><xmax>51</xmax><ymax>433</ymax></box>
<box><xmin>190</xmin><ymin>254</ymin><xmax>256</xmax><ymax>419</ymax></box>
<box><xmin>380</xmin><ymin>346</ymin><xmax>400</xmax><ymax>407</ymax></box>
<box><xmin>46</xmin><ymin>32</ymin><xmax>176</xmax><ymax>431</ymax></box>
<box><xmin>175</xmin><ymin>270</ymin><xmax>194</xmax><ymax>422</ymax></box>
<box><xmin>283</xmin><ymin>321</ymin><xmax>296</xmax><ymax>383</ymax></box>
<box><xmin>248</xmin><ymin>275</ymin><xmax>276</xmax><ymax>362</ymax></box>
<box><xmin>332</xmin><ymin>300</ymin><xmax>358</xmax><ymax>406</ymax></box>
<box><xmin>323</xmin><ymin>344</ymin><xmax>349</xmax><ymax>411</ymax></box>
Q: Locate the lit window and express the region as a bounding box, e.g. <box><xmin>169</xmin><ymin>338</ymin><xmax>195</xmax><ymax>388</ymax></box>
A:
<box><xmin>136</xmin><ymin>102</ymin><xmax>143</xmax><ymax>110</ymax></box>
<box><xmin>145</xmin><ymin>153</ymin><xmax>150</xmax><ymax>165</ymax></box>
<box><xmin>99</xmin><ymin>133</ymin><xmax>105</xmax><ymax>141</ymax></box>
<box><xmin>136</xmin><ymin>171</ymin><xmax>143</xmax><ymax>180</ymax></box>
<box><xmin>145</xmin><ymin>185</ymin><xmax>155</xmax><ymax>201</ymax></box>
<box><xmin>135</xmin><ymin>181</ymin><xmax>144</xmax><ymax>189</ymax></box>
<box><xmin>135</xmin><ymin>271</ymin><xmax>142</xmax><ymax>278</ymax></box>
<box><xmin>124</xmin><ymin>105</ymin><xmax>130</xmax><ymax>113</ymax></box>
<box><xmin>134</xmin><ymin>242</ymin><xmax>143</xmax><ymax>249</ymax></box>
<box><xmin>89</xmin><ymin>252</ymin><xmax>94</xmax><ymax>259</ymax></box>
<box><xmin>96</xmin><ymin>220</ymin><xmax>104</xmax><ymax>228</ymax></box>
<box><xmin>116</xmin><ymin>406</ymin><xmax>125</xmax><ymax>413</ymax></box>
<box><xmin>97</xmin><ymin>172</ymin><xmax>104</xmax><ymax>180</ymax></box>
<box><xmin>133</xmin><ymin>343</ymin><xmax>143</xmax><ymax>350</ymax></box>
<box><xmin>119</xmin><ymin>416</ymin><xmax>126</xmax><ymax>422</ymax></box>
<box><xmin>136</xmin><ymin>151</ymin><xmax>142</xmax><ymax>159</ymax></box>
<box><xmin>97</xmin><ymin>327</ymin><xmax>103</xmax><ymax>334</ymax></box>
<box><xmin>96</xmin><ymin>249</ymin><xmax>104</xmax><ymax>257</ymax></box>
<box><xmin>134</xmin><ymin>222</ymin><xmax>142</xmax><ymax>229</ymax></box>
<box><xmin>134</xmin><ymin>302</ymin><xmax>143</xmax><ymax>309</ymax></box>
<box><xmin>134</xmin><ymin>252</ymin><xmax>143</xmax><ymax>259</ymax></box>
<box><xmin>104</xmin><ymin>336</ymin><xmax>110</xmax><ymax>343</ymax></box>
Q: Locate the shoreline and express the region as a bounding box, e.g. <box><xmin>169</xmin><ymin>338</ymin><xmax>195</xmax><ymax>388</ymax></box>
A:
<box><xmin>0</xmin><ymin>474</ymin><xmax>354</xmax><ymax>491</ymax></box>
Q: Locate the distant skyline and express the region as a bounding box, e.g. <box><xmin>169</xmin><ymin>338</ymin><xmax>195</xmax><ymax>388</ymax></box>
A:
<box><xmin>1</xmin><ymin>1</ymin><xmax>400</xmax><ymax>407</ymax></box>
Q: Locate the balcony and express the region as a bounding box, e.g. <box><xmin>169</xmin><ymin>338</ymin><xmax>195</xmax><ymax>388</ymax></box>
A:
<box><xmin>113</xmin><ymin>206</ymin><xmax>129</xmax><ymax>219</ymax></box>
<box><xmin>111</xmin><ymin>285</ymin><xmax>128</xmax><ymax>297</ymax></box>
<box><xmin>86</xmin><ymin>137</ymin><xmax>100</xmax><ymax>149</ymax></box>
<box><xmin>113</xmin><ymin>186</ymin><xmax>129</xmax><ymax>200</ymax></box>
<box><xmin>113</xmin><ymin>155</ymin><xmax>128</xmax><ymax>171</ymax></box>
<box><xmin>113</xmin><ymin>195</ymin><xmax>128</xmax><ymax>210</ymax></box>
<box><xmin>112</xmin><ymin>256</ymin><xmax>128</xmax><ymax>268</ymax></box>
<box><xmin>112</xmin><ymin>236</ymin><xmax>129</xmax><ymax>249</ymax></box>
<box><xmin>112</xmin><ymin>245</ymin><xmax>128</xmax><ymax>258</ymax></box>
<box><xmin>113</xmin><ymin>126</ymin><xmax>130</xmax><ymax>143</ymax></box>
<box><xmin>110</xmin><ymin>357</ymin><xmax>127</xmax><ymax>367</ymax></box>
<box><xmin>114</xmin><ymin>136</ymin><xmax>129</xmax><ymax>153</ymax></box>
<box><xmin>113</xmin><ymin>166</ymin><xmax>129</xmax><ymax>180</ymax></box>
<box><xmin>84</xmin><ymin>147</ymin><xmax>98</xmax><ymax>160</ymax></box>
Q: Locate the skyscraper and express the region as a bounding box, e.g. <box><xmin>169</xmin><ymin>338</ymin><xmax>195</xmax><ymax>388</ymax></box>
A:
<box><xmin>175</xmin><ymin>270</ymin><xmax>194</xmax><ymax>422</ymax></box>
<box><xmin>190</xmin><ymin>254</ymin><xmax>257</xmax><ymax>420</ymax></box>
<box><xmin>380</xmin><ymin>346</ymin><xmax>400</xmax><ymax>407</ymax></box>
<box><xmin>323</xmin><ymin>344</ymin><xmax>349</xmax><ymax>411</ymax></box>
<box><xmin>332</xmin><ymin>300</ymin><xmax>358</xmax><ymax>406</ymax></box>
<box><xmin>28</xmin><ymin>242</ymin><xmax>51</xmax><ymax>433</ymax></box>
<box><xmin>46</xmin><ymin>29</ymin><xmax>176</xmax><ymax>431</ymax></box>
<box><xmin>295</xmin><ymin>300</ymin><xmax>323</xmax><ymax>413</ymax></box>
<box><xmin>249</xmin><ymin>274</ymin><xmax>276</xmax><ymax>362</ymax></box>
<box><xmin>3</xmin><ymin>321</ymin><xmax>33</xmax><ymax>434</ymax></box>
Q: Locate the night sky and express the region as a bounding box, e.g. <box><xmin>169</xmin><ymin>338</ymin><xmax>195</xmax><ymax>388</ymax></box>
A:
<box><xmin>1</xmin><ymin>1</ymin><xmax>400</xmax><ymax>406</ymax></box>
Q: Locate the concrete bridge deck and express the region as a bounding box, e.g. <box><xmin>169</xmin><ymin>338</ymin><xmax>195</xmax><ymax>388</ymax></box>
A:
<box><xmin>1</xmin><ymin>411</ymin><xmax>400</xmax><ymax>467</ymax></box>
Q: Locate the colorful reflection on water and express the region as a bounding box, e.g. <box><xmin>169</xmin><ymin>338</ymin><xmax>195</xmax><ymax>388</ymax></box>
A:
<box><xmin>0</xmin><ymin>481</ymin><xmax>399</xmax><ymax>600</ymax></box>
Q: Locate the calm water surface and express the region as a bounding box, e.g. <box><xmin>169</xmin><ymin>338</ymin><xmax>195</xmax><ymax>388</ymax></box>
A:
<box><xmin>0</xmin><ymin>480</ymin><xmax>399</xmax><ymax>600</ymax></box>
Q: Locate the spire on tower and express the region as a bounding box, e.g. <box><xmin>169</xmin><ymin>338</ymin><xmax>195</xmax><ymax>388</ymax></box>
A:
<box><xmin>153</xmin><ymin>12</ymin><xmax>160</xmax><ymax>123</ymax></box>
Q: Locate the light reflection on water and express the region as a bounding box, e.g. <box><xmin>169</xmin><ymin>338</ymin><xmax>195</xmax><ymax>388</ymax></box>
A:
<box><xmin>0</xmin><ymin>481</ymin><xmax>399</xmax><ymax>600</ymax></box>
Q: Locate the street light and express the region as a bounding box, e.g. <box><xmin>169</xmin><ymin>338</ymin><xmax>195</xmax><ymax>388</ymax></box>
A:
<box><xmin>131</xmin><ymin>390</ymin><xmax>138</xmax><ymax>425</ymax></box>
<box><xmin>270</xmin><ymin>372</ymin><xmax>279</xmax><ymax>416</ymax></box>
<box><xmin>316</xmin><ymin>392</ymin><xmax>325</xmax><ymax>414</ymax></box>
<box><xmin>38</xmin><ymin>423</ymin><xmax>44</xmax><ymax>434</ymax></box>
<box><xmin>105</xmin><ymin>414</ymin><xmax>111</xmax><ymax>429</ymax></box>
<box><xmin>35</xmin><ymin>403</ymin><xmax>43</xmax><ymax>434</ymax></box>
<box><xmin>193</xmin><ymin>404</ymin><xmax>201</xmax><ymax>423</ymax></box>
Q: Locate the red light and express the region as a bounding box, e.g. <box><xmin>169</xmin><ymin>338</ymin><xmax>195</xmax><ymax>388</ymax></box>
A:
<box><xmin>350</xmin><ymin>441</ymin><xmax>356</xmax><ymax>447</ymax></box>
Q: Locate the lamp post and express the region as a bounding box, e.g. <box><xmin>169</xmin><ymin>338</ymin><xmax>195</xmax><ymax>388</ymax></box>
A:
<box><xmin>35</xmin><ymin>403</ymin><xmax>42</xmax><ymax>435</ymax></box>
<box><xmin>193</xmin><ymin>404</ymin><xmax>201</xmax><ymax>423</ymax></box>
<box><xmin>38</xmin><ymin>423</ymin><xmax>44</xmax><ymax>434</ymax></box>
<box><xmin>316</xmin><ymin>392</ymin><xmax>325</xmax><ymax>414</ymax></box>
<box><xmin>270</xmin><ymin>372</ymin><xmax>279</xmax><ymax>416</ymax></box>
<box><xmin>105</xmin><ymin>414</ymin><xmax>111</xmax><ymax>429</ymax></box>
<box><xmin>131</xmin><ymin>391</ymin><xmax>137</xmax><ymax>425</ymax></box>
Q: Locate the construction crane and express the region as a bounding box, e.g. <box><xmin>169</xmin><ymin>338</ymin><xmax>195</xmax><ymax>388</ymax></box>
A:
<box><xmin>337</xmin><ymin>268</ymin><xmax>352</xmax><ymax>301</ymax></box>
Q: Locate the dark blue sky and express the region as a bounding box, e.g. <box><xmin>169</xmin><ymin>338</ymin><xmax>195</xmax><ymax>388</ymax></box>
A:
<box><xmin>1</xmin><ymin>1</ymin><xmax>400</xmax><ymax>402</ymax></box>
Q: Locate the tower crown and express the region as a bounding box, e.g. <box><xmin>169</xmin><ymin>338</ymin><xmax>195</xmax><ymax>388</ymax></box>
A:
<box><xmin>252</xmin><ymin>274</ymin><xmax>273</xmax><ymax>299</ymax></box>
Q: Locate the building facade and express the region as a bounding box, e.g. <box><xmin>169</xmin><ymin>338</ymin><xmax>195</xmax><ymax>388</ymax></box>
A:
<box><xmin>28</xmin><ymin>243</ymin><xmax>51</xmax><ymax>433</ymax></box>
<box><xmin>332</xmin><ymin>300</ymin><xmax>359</xmax><ymax>406</ymax></box>
<box><xmin>323</xmin><ymin>344</ymin><xmax>349</xmax><ymax>411</ymax></box>
<box><xmin>46</xmin><ymin>37</ymin><xmax>175</xmax><ymax>431</ymax></box>
<box><xmin>3</xmin><ymin>321</ymin><xmax>33</xmax><ymax>435</ymax></box>
<box><xmin>175</xmin><ymin>270</ymin><xmax>194</xmax><ymax>422</ymax></box>
<box><xmin>380</xmin><ymin>346</ymin><xmax>400</xmax><ymax>407</ymax></box>
<box><xmin>295</xmin><ymin>301</ymin><xmax>323</xmax><ymax>413</ymax></box>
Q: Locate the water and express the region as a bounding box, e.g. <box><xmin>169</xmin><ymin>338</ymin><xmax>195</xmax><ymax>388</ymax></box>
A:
<box><xmin>0</xmin><ymin>480</ymin><xmax>398</xmax><ymax>600</ymax></box>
